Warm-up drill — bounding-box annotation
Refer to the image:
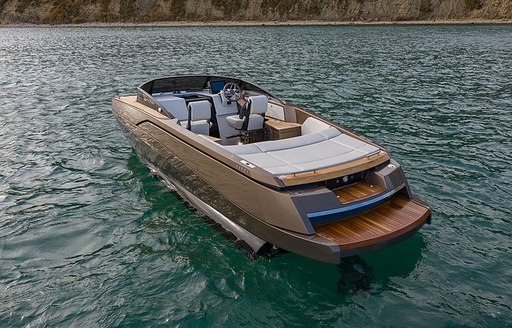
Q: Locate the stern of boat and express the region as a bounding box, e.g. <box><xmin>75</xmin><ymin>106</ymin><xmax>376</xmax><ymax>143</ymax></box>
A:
<box><xmin>280</xmin><ymin>158</ymin><xmax>431</xmax><ymax>263</ymax></box>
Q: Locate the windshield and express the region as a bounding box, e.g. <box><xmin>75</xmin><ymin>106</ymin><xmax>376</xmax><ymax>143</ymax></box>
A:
<box><xmin>138</xmin><ymin>75</ymin><xmax>284</xmax><ymax>104</ymax></box>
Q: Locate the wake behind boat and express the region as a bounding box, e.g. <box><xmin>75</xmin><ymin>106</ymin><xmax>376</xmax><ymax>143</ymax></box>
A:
<box><xmin>112</xmin><ymin>75</ymin><xmax>431</xmax><ymax>264</ymax></box>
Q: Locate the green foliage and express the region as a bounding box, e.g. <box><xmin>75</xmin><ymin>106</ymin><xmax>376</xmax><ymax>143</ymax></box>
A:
<box><xmin>14</xmin><ymin>0</ymin><xmax>45</xmax><ymax>14</ymax></box>
<box><xmin>2</xmin><ymin>0</ymin><xmax>510</xmax><ymax>24</ymax></box>
<box><xmin>119</xmin><ymin>0</ymin><xmax>137</xmax><ymax>21</ymax></box>
<box><xmin>15</xmin><ymin>0</ymin><xmax>30</xmax><ymax>13</ymax></box>
<box><xmin>465</xmin><ymin>0</ymin><xmax>483</xmax><ymax>10</ymax></box>
<box><xmin>169</xmin><ymin>0</ymin><xmax>188</xmax><ymax>19</ymax></box>
<box><xmin>99</xmin><ymin>0</ymin><xmax>113</xmax><ymax>22</ymax></box>
<box><xmin>42</xmin><ymin>0</ymin><xmax>85</xmax><ymax>24</ymax></box>
<box><xmin>419</xmin><ymin>0</ymin><xmax>432</xmax><ymax>15</ymax></box>
<box><xmin>0</xmin><ymin>0</ymin><xmax>8</xmax><ymax>11</ymax></box>
<box><xmin>212</xmin><ymin>0</ymin><xmax>235</xmax><ymax>16</ymax></box>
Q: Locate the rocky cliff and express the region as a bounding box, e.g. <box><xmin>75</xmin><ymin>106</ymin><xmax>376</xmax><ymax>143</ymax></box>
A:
<box><xmin>0</xmin><ymin>0</ymin><xmax>511</xmax><ymax>24</ymax></box>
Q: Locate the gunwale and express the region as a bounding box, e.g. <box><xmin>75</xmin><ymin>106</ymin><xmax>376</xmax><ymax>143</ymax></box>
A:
<box><xmin>115</xmin><ymin>95</ymin><xmax>391</xmax><ymax>188</ymax></box>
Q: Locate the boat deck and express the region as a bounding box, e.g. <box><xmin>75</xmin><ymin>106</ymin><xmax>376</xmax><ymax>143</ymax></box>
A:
<box><xmin>119</xmin><ymin>96</ymin><xmax>168</xmax><ymax>119</ymax></box>
<box><xmin>334</xmin><ymin>181</ymin><xmax>386</xmax><ymax>204</ymax></box>
<box><xmin>315</xmin><ymin>196</ymin><xmax>430</xmax><ymax>250</ymax></box>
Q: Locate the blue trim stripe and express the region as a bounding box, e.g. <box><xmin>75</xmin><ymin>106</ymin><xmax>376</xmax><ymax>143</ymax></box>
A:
<box><xmin>307</xmin><ymin>189</ymin><xmax>398</xmax><ymax>225</ymax></box>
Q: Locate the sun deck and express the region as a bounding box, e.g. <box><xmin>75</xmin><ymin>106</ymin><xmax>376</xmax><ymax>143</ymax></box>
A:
<box><xmin>224</xmin><ymin>125</ymin><xmax>382</xmax><ymax>175</ymax></box>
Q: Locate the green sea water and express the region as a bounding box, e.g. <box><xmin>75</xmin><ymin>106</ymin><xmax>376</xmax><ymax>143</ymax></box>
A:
<box><xmin>0</xmin><ymin>25</ymin><xmax>511</xmax><ymax>327</ymax></box>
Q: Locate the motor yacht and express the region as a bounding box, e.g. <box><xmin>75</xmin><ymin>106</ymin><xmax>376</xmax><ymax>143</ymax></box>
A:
<box><xmin>112</xmin><ymin>75</ymin><xmax>431</xmax><ymax>264</ymax></box>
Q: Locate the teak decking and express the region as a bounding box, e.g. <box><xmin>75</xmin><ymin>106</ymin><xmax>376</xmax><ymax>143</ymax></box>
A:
<box><xmin>120</xmin><ymin>96</ymin><xmax>168</xmax><ymax>119</ymax></box>
<box><xmin>315</xmin><ymin>196</ymin><xmax>430</xmax><ymax>250</ymax></box>
<box><xmin>334</xmin><ymin>181</ymin><xmax>385</xmax><ymax>204</ymax></box>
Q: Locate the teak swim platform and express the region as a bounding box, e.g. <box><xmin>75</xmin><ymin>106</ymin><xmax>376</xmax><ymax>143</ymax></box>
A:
<box><xmin>112</xmin><ymin>75</ymin><xmax>431</xmax><ymax>264</ymax></box>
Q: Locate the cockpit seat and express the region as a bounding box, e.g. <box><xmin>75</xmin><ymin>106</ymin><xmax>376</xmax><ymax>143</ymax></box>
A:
<box><xmin>180</xmin><ymin>100</ymin><xmax>211</xmax><ymax>135</ymax></box>
<box><xmin>226</xmin><ymin>95</ymin><xmax>268</xmax><ymax>131</ymax></box>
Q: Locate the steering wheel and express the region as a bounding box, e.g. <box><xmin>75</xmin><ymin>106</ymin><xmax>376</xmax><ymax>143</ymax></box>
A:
<box><xmin>222</xmin><ymin>83</ymin><xmax>242</xmax><ymax>102</ymax></box>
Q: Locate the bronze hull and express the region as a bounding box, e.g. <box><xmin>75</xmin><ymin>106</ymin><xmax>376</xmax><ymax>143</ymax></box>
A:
<box><xmin>112</xmin><ymin>95</ymin><xmax>430</xmax><ymax>264</ymax></box>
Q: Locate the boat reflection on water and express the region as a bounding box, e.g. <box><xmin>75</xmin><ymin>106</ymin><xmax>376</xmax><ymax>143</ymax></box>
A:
<box><xmin>337</xmin><ymin>256</ymin><xmax>375</xmax><ymax>293</ymax></box>
<box><xmin>126</xmin><ymin>132</ymin><xmax>425</xmax><ymax>293</ymax></box>
<box><xmin>337</xmin><ymin>235</ymin><xmax>425</xmax><ymax>293</ymax></box>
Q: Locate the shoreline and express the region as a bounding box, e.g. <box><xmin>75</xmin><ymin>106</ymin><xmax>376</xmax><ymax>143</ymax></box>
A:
<box><xmin>1</xmin><ymin>19</ymin><xmax>512</xmax><ymax>27</ymax></box>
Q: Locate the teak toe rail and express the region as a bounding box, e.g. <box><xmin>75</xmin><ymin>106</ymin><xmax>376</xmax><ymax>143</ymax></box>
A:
<box><xmin>280</xmin><ymin>152</ymin><xmax>390</xmax><ymax>187</ymax></box>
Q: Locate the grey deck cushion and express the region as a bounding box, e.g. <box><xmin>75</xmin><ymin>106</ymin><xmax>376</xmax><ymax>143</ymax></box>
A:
<box><xmin>226</xmin><ymin>143</ymin><xmax>261</xmax><ymax>155</ymax></box>
<box><xmin>226</xmin><ymin>114</ymin><xmax>264</xmax><ymax>131</ymax></box>
<box><xmin>256</xmin><ymin>132</ymin><xmax>326</xmax><ymax>152</ymax></box>
<box><xmin>154</xmin><ymin>95</ymin><xmax>188</xmax><ymax>121</ymax></box>
<box><xmin>318</xmin><ymin>127</ymin><xmax>342</xmax><ymax>139</ymax></box>
<box><xmin>224</xmin><ymin>127</ymin><xmax>380</xmax><ymax>175</ymax></box>
<box><xmin>178</xmin><ymin>119</ymin><xmax>211</xmax><ymax>135</ymax></box>
<box><xmin>331</xmin><ymin>134</ymin><xmax>380</xmax><ymax>155</ymax></box>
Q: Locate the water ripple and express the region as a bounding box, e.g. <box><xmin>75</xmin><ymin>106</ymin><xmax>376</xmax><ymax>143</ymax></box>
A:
<box><xmin>1</xmin><ymin>25</ymin><xmax>511</xmax><ymax>327</ymax></box>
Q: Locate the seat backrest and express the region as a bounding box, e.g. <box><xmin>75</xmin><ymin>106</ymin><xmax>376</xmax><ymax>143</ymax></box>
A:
<box><xmin>188</xmin><ymin>100</ymin><xmax>211</xmax><ymax>121</ymax></box>
<box><xmin>248</xmin><ymin>95</ymin><xmax>268</xmax><ymax>114</ymax></box>
<box><xmin>301</xmin><ymin>117</ymin><xmax>331</xmax><ymax>135</ymax></box>
<box><xmin>156</xmin><ymin>96</ymin><xmax>188</xmax><ymax>121</ymax></box>
<box><xmin>236</xmin><ymin>95</ymin><xmax>267</xmax><ymax>131</ymax></box>
<box><xmin>266</xmin><ymin>103</ymin><xmax>285</xmax><ymax>120</ymax></box>
<box><xmin>185</xmin><ymin>100</ymin><xmax>211</xmax><ymax>135</ymax></box>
